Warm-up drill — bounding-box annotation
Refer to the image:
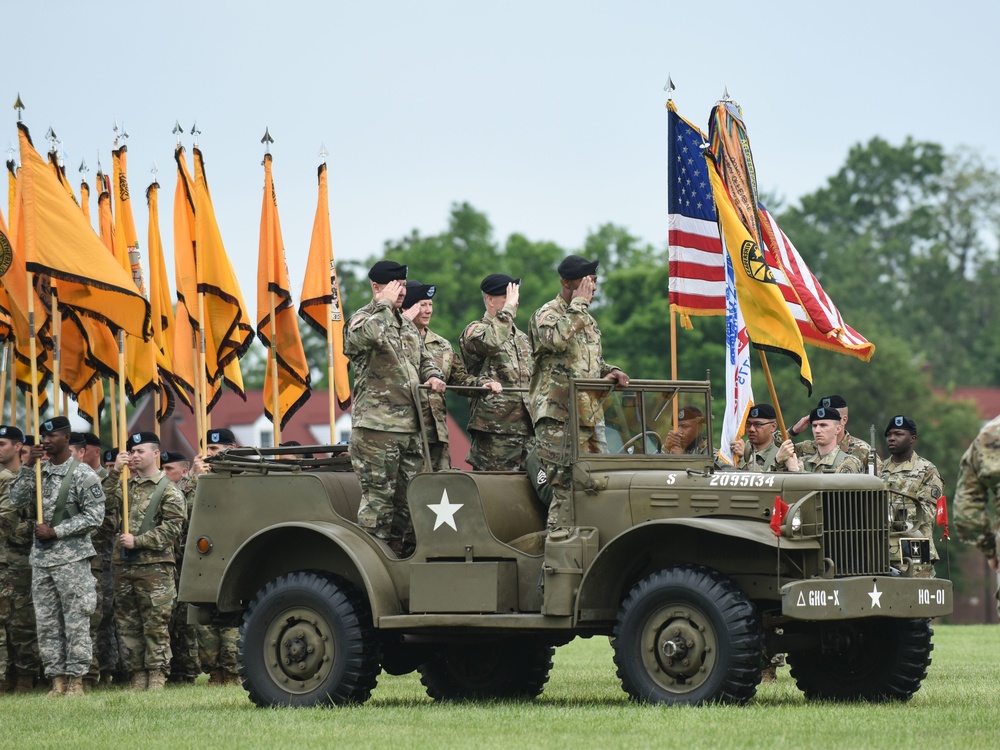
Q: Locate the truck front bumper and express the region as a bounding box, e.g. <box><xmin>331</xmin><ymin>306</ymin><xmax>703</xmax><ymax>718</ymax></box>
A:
<box><xmin>781</xmin><ymin>575</ymin><xmax>952</xmax><ymax>620</ymax></box>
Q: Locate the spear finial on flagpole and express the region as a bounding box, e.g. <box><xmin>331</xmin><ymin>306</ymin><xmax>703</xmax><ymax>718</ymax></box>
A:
<box><xmin>57</xmin><ymin>147</ymin><xmax>67</xmax><ymax>168</ymax></box>
<box><xmin>261</xmin><ymin>127</ymin><xmax>274</xmax><ymax>165</ymax></box>
<box><xmin>6</xmin><ymin>141</ymin><xmax>14</xmax><ymax>162</ymax></box>
<box><xmin>318</xmin><ymin>142</ymin><xmax>329</xmax><ymax>163</ymax></box>
<box><xmin>95</xmin><ymin>149</ymin><xmax>103</xmax><ymax>178</ymax></box>
<box><xmin>722</xmin><ymin>85</ymin><xmax>731</xmax><ymax>102</ymax></box>
<box><xmin>190</xmin><ymin>121</ymin><xmax>201</xmax><ymax>147</ymax></box>
<box><xmin>151</xmin><ymin>160</ymin><xmax>158</xmax><ymax>184</ymax></box>
<box><xmin>79</xmin><ymin>158</ymin><xmax>89</xmax><ymax>177</ymax></box>
<box><xmin>45</xmin><ymin>126</ymin><xmax>59</xmax><ymax>155</ymax></box>
<box><xmin>113</xmin><ymin>117</ymin><xmax>120</xmax><ymax>147</ymax></box>
<box><xmin>664</xmin><ymin>74</ymin><xmax>675</xmax><ymax>97</ymax></box>
<box><xmin>120</xmin><ymin>122</ymin><xmax>129</xmax><ymax>141</ymax></box>
<box><xmin>13</xmin><ymin>94</ymin><xmax>24</xmax><ymax>122</ymax></box>
<box><xmin>173</xmin><ymin>120</ymin><xmax>184</xmax><ymax>146</ymax></box>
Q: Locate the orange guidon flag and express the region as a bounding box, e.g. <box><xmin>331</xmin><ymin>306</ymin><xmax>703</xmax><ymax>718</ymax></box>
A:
<box><xmin>192</xmin><ymin>146</ymin><xmax>252</xmax><ymax>395</ymax></box>
<box><xmin>6</xmin><ymin>158</ymin><xmax>15</xmax><ymax>223</ymax></box>
<box><xmin>113</xmin><ymin>146</ymin><xmax>144</xmax><ymax>295</ymax></box>
<box><xmin>17</xmin><ymin>124</ymin><xmax>150</xmax><ymax>340</ymax></box>
<box><xmin>148</xmin><ymin>180</ymin><xmax>191</xmax><ymax>415</ymax></box>
<box><xmin>256</xmin><ymin>153</ymin><xmax>311</xmax><ymax>429</ymax></box>
<box><xmin>80</xmin><ymin>177</ymin><xmax>90</xmax><ymax>223</ymax></box>
<box><xmin>299</xmin><ymin>161</ymin><xmax>351</xmax><ymax>409</ymax></box>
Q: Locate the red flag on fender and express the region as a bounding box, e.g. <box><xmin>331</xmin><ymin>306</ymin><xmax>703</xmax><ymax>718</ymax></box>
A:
<box><xmin>770</xmin><ymin>496</ymin><xmax>789</xmax><ymax>537</ymax></box>
<box><xmin>935</xmin><ymin>495</ymin><xmax>949</xmax><ymax>540</ymax></box>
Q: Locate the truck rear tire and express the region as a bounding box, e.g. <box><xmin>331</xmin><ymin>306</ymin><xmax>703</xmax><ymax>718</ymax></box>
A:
<box><xmin>613</xmin><ymin>565</ymin><xmax>763</xmax><ymax>705</ymax></box>
<box><xmin>787</xmin><ymin>617</ymin><xmax>932</xmax><ymax>702</ymax></box>
<box><xmin>418</xmin><ymin>636</ymin><xmax>554</xmax><ymax>701</ymax></box>
<box><xmin>239</xmin><ymin>571</ymin><xmax>380</xmax><ymax>707</ymax></box>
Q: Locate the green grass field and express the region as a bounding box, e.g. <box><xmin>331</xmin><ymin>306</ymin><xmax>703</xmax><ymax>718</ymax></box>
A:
<box><xmin>1</xmin><ymin>624</ymin><xmax>997</xmax><ymax>750</ymax></box>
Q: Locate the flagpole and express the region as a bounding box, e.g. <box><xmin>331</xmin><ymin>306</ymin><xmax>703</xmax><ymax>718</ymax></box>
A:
<box><xmin>26</xmin><ymin>271</ymin><xmax>43</xmax><ymax>522</ymax></box>
<box><xmin>664</xmin><ymin>79</ymin><xmax>681</xmax><ymax>427</ymax></box>
<box><xmin>92</xmin><ymin>382</ymin><xmax>101</xmax><ymax>438</ymax></box>
<box><xmin>757</xmin><ymin>350</ymin><xmax>788</xmax><ymax>442</ymax></box>
<box><xmin>326</xmin><ymin>313</ymin><xmax>336</xmax><ymax>443</ymax></box>
<box><xmin>50</xmin><ymin>292</ymin><xmax>60</xmax><ymax>416</ymax></box>
<box><xmin>0</xmin><ymin>342</ymin><xmax>7</xmax><ymax>423</ymax></box>
<box><xmin>117</xmin><ymin>331</ymin><xmax>130</xmax><ymax>534</ymax></box>
<box><xmin>269</xmin><ymin>292</ymin><xmax>281</xmax><ymax>444</ymax></box>
<box><xmin>108</xmin><ymin>377</ymin><xmax>118</xmax><ymax>446</ymax></box>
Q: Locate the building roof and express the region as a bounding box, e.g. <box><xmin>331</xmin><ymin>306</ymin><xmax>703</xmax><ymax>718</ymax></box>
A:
<box><xmin>941</xmin><ymin>387</ymin><xmax>1000</xmax><ymax>422</ymax></box>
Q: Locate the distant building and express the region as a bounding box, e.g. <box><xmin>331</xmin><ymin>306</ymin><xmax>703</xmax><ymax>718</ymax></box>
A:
<box><xmin>128</xmin><ymin>388</ymin><xmax>472</xmax><ymax>469</ymax></box>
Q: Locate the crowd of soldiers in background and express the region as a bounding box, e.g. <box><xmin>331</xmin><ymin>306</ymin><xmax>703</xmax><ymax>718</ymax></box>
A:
<box><xmin>2</xmin><ymin>252</ymin><xmax>998</xmax><ymax>697</ymax></box>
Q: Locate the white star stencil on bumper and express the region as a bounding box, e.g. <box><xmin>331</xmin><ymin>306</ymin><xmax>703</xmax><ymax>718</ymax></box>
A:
<box><xmin>428</xmin><ymin>489</ymin><xmax>463</xmax><ymax>531</ymax></box>
<box><xmin>869</xmin><ymin>583</ymin><xmax>883</xmax><ymax>609</ymax></box>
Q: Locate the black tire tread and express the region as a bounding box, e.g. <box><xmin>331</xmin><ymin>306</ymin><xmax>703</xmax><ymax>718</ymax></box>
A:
<box><xmin>418</xmin><ymin>637</ymin><xmax>554</xmax><ymax>701</ymax></box>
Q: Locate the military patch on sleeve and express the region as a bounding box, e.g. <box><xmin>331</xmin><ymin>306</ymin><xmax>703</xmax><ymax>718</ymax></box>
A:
<box><xmin>349</xmin><ymin>314</ymin><xmax>367</xmax><ymax>331</ymax></box>
<box><xmin>90</xmin><ymin>484</ymin><xmax>104</xmax><ymax>499</ymax></box>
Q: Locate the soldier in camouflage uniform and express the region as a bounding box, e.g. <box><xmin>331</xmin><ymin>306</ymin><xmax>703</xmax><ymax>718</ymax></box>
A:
<box><xmin>776</xmin><ymin>407</ymin><xmax>863</xmax><ymax>474</ymax></box>
<box><xmin>188</xmin><ymin>430</ymin><xmax>241</xmax><ymax>685</ymax></box>
<box><xmin>791</xmin><ymin>395</ymin><xmax>877</xmax><ymax>472</ymax></box>
<box><xmin>160</xmin><ymin>451</ymin><xmax>200</xmax><ymax>683</ymax></box>
<box><xmin>344</xmin><ymin>260</ymin><xmax>445</xmax><ymax>556</ymax></box>
<box><xmin>401</xmin><ymin>280</ymin><xmax>501</xmax><ymax>471</ymax></box>
<box><xmin>460</xmin><ymin>274</ymin><xmax>535</xmax><ymax>472</ymax></box>
<box><xmin>954</xmin><ymin>413</ymin><xmax>1000</xmax><ymax>617</ymax></box>
<box><xmin>665</xmin><ymin>406</ymin><xmax>710</xmax><ymax>455</ymax></box>
<box><xmin>879</xmin><ymin>415</ymin><xmax>942</xmax><ymax>578</ymax></box>
<box><xmin>1</xmin><ymin>433</ymin><xmax>41</xmax><ymax>692</ymax></box>
<box><xmin>0</xmin><ymin>425</ymin><xmax>24</xmax><ymax>693</ymax></box>
<box><xmin>9</xmin><ymin>416</ymin><xmax>104</xmax><ymax>698</ymax></box>
<box><xmin>529</xmin><ymin>255</ymin><xmax>629</xmax><ymax>530</ymax></box>
<box><xmin>106</xmin><ymin>432</ymin><xmax>186</xmax><ymax>691</ymax></box>
<box><xmin>731</xmin><ymin>404</ymin><xmax>780</xmax><ymax>471</ymax></box>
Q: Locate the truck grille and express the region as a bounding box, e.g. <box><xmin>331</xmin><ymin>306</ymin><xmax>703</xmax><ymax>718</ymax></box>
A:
<box><xmin>821</xmin><ymin>489</ymin><xmax>890</xmax><ymax>576</ymax></box>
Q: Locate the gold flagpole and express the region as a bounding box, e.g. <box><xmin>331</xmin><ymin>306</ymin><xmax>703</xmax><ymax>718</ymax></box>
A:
<box><xmin>26</xmin><ymin>271</ymin><xmax>42</xmax><ymax>522</ymax></box>
<box><xmin>92</xmin><ymin>382</ymin><xmax>101</xmax><ymax>439</ymax></box>
<box><xmin>670</xmin><ymin>310</ymin><xmax>679</xmax><ymax>425</ymax></box>
<box><xmin>757</xmin><ymin>350</ymin><xmax>788</xmax><ymax>442</ymax></box>
<box><xmin>327</xmin><ymin>313</ymin><xmax>336</xmax><ymax>443</ymax></box>
<box><xmin>49</xmin><ymin>292</ymin><xmax>60</xmax><ymax>416</ymax></box>
<box><xmin>108</xmin><ymin>377</ymin><xmax>118</xmax><ymax>446</ymax></box>
<box><xmin>0</xmin><ymin>342</ymin><xmax>7</xmax><ymax>423</ymax></box>
<box><xmin>269</xmin><ymin>292</ymin><xmax>281</xmax><ymax>445</ymax></box>
<box><xmin>117</xmin><ymin>331</ymin><xmax>130</xmax><ymax>534</ymax></box>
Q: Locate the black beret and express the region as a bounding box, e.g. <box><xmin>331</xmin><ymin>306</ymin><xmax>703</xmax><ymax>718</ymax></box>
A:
<box><xmin>480</xmin><ymin>274</ymin><xmax>520</xmax><ymax>296</ymax></box>
<box><xmin>207</xmin><ymin>428</ymin><xmax>236</xmax><ymax>446</ymax></box>
<box><xmin>278</xmin><ymin>440</ymin><xmax>301</xmax><ymax>447</ymax></box>
<box><xmin>69</xmin><ymin>432</ymin><xmax>85</xmax><ymax>446</ymax></box>
<box><xmin>103</xmin><ymin>447</ymin><xmax>118</xmax><ymax>463</ymax></box>
<box><xmin>401</xmin><ymin>280</ymin><xmax>436</xmax><ymax>311</ymax></box>
<box><xmin>40</xmin><ymin>416</ymin><xmax>71</xmax><ymax>435</ymax></box>
<box><xmin>0</xmin><ymin>425</ymin><xmax>25</xmax><ymax>442</ymax></box>
<box><xmin>557</xmin><ymin>255</ymin><xmax>599</xmax><ymax>280</ymax></box>
<box><xmin>129</xmin><ymin>431</ymin><xmax>160</xmax><ymax>447</ymax></box>
<box><xmin>885</xmin><ymin>415</ymin><xmax>917</xmax><ymax>436</ymax></box>
<box><xmin>677</xmin><ymin>406</ymin><xmax>704</xmax><ymax>422</ymax></box>
<box><xmin>368</xmin><ymin>260</ymin><xmax>407</xmax><ymax>284</ymax></box>
<box><xmin>818</xmin><ymin>394</ymin><xmax>848</xmax><ymax>409</ymax></box>
<box><xmin>23</xmin><ymin>435</ymin><xmax>35</xmax><ymax>446</ymax></box>
<box><xmin>748</xmin><ymin>404</ymin><xmax>776</xmax><ymax>420</ymax></box>
<box><xmin>160</xmin><ymin>450</ymin><xmax>189</xmax><ymax>465</ymax></box>
<box><xmin>82</xmin><ymin>433</ymin><xmax>102</xmax><ymax>447</ymax></box>
<box><xmin>810</xmin><ymin>406</ymin><xmax>842</xmax><ymax>423</ymax></box>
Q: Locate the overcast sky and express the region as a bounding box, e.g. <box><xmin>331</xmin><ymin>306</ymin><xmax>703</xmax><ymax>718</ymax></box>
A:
<box><xmin>6</xmin><ymin>0</ymin><xmax>996</xmax><ymax>314</ymax></box>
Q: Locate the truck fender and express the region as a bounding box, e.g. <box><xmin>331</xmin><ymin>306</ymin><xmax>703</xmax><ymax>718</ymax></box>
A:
<box><xmin>218</xmin><ymin>521</ymin><xmax>401</xmax><ymax>620</ymax></box>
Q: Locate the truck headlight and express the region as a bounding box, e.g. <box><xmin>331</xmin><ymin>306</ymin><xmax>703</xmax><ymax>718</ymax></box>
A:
<box><xmin>790</xmin><ymin>509</ymin><xmax>802</xmax><ymax>533</ymax></box>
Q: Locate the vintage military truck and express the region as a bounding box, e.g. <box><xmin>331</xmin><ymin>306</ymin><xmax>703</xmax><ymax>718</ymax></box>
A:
<box><xmin>178</xmin><ymin>378</ymin><xmax>952</xmax><ymax>708</ymax></box>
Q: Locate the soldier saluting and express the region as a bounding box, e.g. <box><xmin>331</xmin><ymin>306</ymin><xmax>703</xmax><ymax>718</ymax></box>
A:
<box><xmin>8</xmin><ymin>416</ymin><xmax>105</xmax><ymax>697</ymax></box>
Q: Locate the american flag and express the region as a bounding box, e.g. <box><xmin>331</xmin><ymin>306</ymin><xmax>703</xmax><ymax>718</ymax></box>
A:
<box><xmin>667</xmin><ymin>103</ymin><xmax>725</xmax><ymax>320</ymax></box>
<box><xmin>667</xmin><ymin>102</ymin><xmax>874</xmax><ymax>361</ymax></box>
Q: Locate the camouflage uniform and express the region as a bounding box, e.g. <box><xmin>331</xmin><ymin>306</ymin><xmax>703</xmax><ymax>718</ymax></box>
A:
<box><xmin>0</xmin><ymin>504</ymin><xmax>40</xmax><ymax>688</ymax></box>
<box><xmin>738</xmin><ymin>441</ymin><xmax>780</xmax><ymax>472</ymax></box>
<box><xmin>879</xmin><ymin>451</ymin><xmax>943</xmax><ymax>570</ymax></box>
<box><xmin>84</xmin><ymin>467</ymin><xmax>118</xmax><ymax>685</ymax></box>
<box><xmin>420</xmin><ymin>328</ymin><xmax>482</xmax><ymax>471</ymax></box>
<box><xmin>105</xmin><ymin>468</ymin><xmax>185</xmax><ymax>674</ymax></box>
<box><xmin>796</xmin><ymin>432</ymin><xmax>877</xmax><ymax>472</ymax></box>
<box><xmin>953</xmin><ymin>414</ymin><xmax>1000</xmax><ymax>615</ymax></box>
<box><xmin>0</xmin><ymin>468</ymin><xmax>14</xmax><ymax>685</ymax></box>
<box><xmin>529</xmin><ymin>294</ymin><xmax>619</xmax><ymax>528</ymax></box>
<box><xmin>798</xmin><ymin>450</ymin><xmax>863</xmax><ymax>474</ymax></box>
<box><xmin>8</xmin><ymin>461</ymin><xmax>104</xmax><ymax>679</ymax></box>
<box><xmin>169</xmin><ymin>480</ymin><xmax>200</xmax><ymax>681</ymax></box>
<box><xmin>460</xmin><ymin>303</ymin><xmax>534</xmax><ymax>471</ymax></box>
<box><xmin>344</xmin><ymin>298</ymin><xmax>442</xmax><ymax>550</ymax></box>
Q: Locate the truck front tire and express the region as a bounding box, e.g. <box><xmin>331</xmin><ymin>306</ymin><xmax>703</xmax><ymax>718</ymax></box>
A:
<box><xmin>239</xmin><ymin>571</ymin><xmax>380</xmax><ymax>707</ymax></box>
<box><xmin>613</xmin><ymin>565</ymin><xmax>763</xmax><ymax>705</ymax></box>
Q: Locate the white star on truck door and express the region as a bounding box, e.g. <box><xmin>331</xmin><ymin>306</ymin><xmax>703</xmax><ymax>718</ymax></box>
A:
<box><xmin>428</xmin><ymin>489</ymin><xmax>463</xmax><ymax>531</ymax></box>
<box><xmin>868</xmin><ymin>583</ymin><xmax>882</xmax><ymax>609</ymax></box>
